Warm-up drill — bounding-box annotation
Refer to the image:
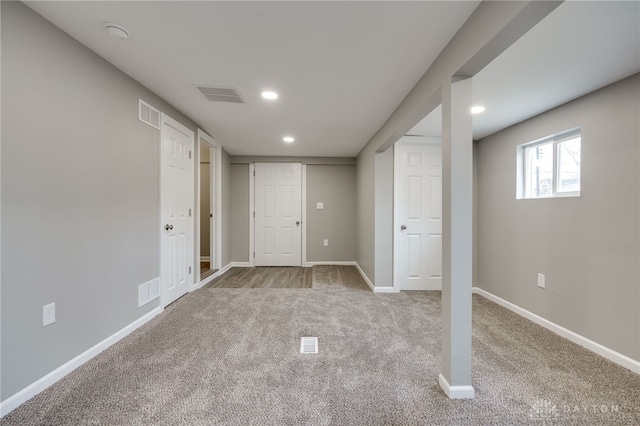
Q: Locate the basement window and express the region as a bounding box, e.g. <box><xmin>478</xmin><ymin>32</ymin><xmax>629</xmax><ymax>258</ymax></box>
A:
<box><xmin>517</xmin><ymin>129</ymin><xmax>581</xmax><ymax>199</ymax></box>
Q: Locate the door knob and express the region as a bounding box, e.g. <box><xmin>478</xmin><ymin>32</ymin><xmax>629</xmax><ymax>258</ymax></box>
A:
<box><xmin>296</xmin><ymin>221</ymin><xmax>300</xmax><ymax>226</ymax></box>
<box><xmin>400</xmin><ymin>225</ymin><xmax>407</xmax><ymax>230</ymax></box>
<box><xmin>165</xmin><ymin>224</ymin><xmax>173</xmax><ymax>231</ymax></box>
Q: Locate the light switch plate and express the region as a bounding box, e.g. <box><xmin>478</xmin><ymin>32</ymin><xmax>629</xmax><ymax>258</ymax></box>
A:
<box><xmin>316</xmin><ymin>202</ymin><xmax>324</xmax><ymax>210</ymax></box>
<box><xmin>537</xmin><ymin>273</ymin><xmax>545</xmax><ymax>289</ymax></box>
<box><xmin>323</xmin><ymin>239</ymin><xmax>329</xmax><ymax>247</ymax></box>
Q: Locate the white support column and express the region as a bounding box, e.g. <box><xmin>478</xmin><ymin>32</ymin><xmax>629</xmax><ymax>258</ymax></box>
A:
<box><xmin>439</xmin><ymin>77</ymin><xmax>475</xmax><ymax>399</ymax></box>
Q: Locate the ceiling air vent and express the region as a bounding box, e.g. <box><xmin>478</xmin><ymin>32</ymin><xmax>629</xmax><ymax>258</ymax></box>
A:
<box><xmin>195</xmin><ymin>85</ymin><xmax>245</xmax><ymax>104</ymax></box>
<box><xmin>138</xmin><ymin>99</ymin><xmax>160</xmax><ymax>129</ymax></box>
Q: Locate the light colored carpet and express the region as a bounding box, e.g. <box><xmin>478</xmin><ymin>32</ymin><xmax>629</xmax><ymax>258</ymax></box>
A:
<box><xmin>3</xmin><ymin>266</ymin><xmax>639</xmax><ymax>425</ymax></box>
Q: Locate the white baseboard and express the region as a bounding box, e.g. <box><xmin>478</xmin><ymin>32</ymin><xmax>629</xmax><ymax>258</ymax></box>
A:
<box><xmin>472</xmin><ymin>287</ymin><xmax>640</xmax><ymax>375</ymax></box>
<box><xmin>353</xmin><ymin>263</ymin><xmax>400</xmax><ymax>294</ymax></box>
<box><xmin>373</xmin><ymin>286</ymin><xmax>398</xmax><ymax>294</ymax></box>
<box><xmin>354</xmin><ymin>263</ymin><xmax>375</xmax><ymax>292</ymax></box>
<box><xmin>0</xmin><ymin>306</ymin><xmax>164</xmax><ymax>418</ymax></box>
<box><xmin>439</xmin><ymin>374</ymin><xmax>475</xmax><ymax>399</ymax></box>
<box><xmin>195</xmin><ymin>271</ymin><xmax>217</xmax><ymax>289</ymax></box>
<box><xmin>217</xmin><ymin>262</ymin><xmax>234</xmax><ymax>276</ymax></box>
<box><xmin>305</xmin><ymin>261</ymin><xmax>357</xmax><ymax>266</ymax></box>
<box><xmin>200</xmin><ymin>256</ymin><xmax>210</xmax><ymax>262</ymax></box>
<box><xmin>229</xmin><ymin>262</ymin><xmax>251</xmax><ymax>268</ymax></box>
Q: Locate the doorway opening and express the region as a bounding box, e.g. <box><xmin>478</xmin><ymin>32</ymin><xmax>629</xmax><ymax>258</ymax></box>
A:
<box><xmin>196</xmin><ymin>129</ymin><xmax>222</xmax><ymax>286</ymax></box>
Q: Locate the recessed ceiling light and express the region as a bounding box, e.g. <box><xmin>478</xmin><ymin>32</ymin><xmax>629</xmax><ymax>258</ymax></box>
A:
<box><xmin>283</xmin><ymin>136</ymin><xmax>295</xmax><ymax>143</ymax></box>
<box><xmin>261</xmin><ymin>91</ymin><xmax>279</xmax><ymax>100</ymax></box>
<box><xmin>471</xmin><ymin>105</ymin><xmax>486</xmax><ymax>114</ymax></box>
<box><xmin>104</xmin><ymin>22</ymin><xmax>130</xmax><ymax>40</ymax></box>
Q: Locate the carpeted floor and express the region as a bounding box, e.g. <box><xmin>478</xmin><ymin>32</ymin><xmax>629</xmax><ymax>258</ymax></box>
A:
<box><xmin>3</xmin><ymin>266</ymin><xmax>639</xmax><ymax>425</ymax></box>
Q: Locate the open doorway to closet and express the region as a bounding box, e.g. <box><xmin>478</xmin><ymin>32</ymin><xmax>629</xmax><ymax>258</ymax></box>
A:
<box><xmin>196</xmin><ymin>129</ymin><xmax>222</xmax><ymax>285</ymax></box>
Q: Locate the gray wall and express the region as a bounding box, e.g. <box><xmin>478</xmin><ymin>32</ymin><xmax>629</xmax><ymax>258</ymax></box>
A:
<box><xmin>230</xmin><ymin>164</ymin><xmax>250</xmax><ymax>263</ymax></box>
<box><xmin>306</xmin><ymin>165</ymin><xmax>357</xmax><ymax>262</ymax></box>
<box><xmin>476</xmin><ymin>74</ymin><xmax>640</xmax><ymax>361</ymax></box>
<box><xmin>1</xmin><ymin>2</ymin><xmax>205</xmax><ymax>399</ymax></box>
<box><xmin>228</xmin><ymin>161</ymin><xmax>357</xmax><ymax>263</ymax></box>
<box><xmin>374</xmin><ymin>148</ymin><xmax>394</xmax><ymax>287</ymax></box>
<box><xmin>356</xmin><ymin>144</ymin><xmax>377</xmax><ymax>283</ymax></box>
<box><xmin>355</xmin><ymin>1</ymin><xmax>560</xmax><ymax>286</ymax></box>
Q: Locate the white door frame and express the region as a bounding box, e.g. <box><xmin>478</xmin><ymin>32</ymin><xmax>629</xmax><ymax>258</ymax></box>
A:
<box><xmin>249</xmin><ymin>163</ymin><xmax>307</xmax><ymax>267</ymax></box>
<box><xmin>195</xmin><ymin>129</ymin><xmax>222</xmax><ymax>289</ymax></box>
<box><xmin>160</xmin><ymin>113</ymin><xmax>195</xmax><ymax>307</ymax></box>
<box><xmin>393</xmin><ymin>137</ymin><xmax>442</xmax><ymax>292</ymax></box>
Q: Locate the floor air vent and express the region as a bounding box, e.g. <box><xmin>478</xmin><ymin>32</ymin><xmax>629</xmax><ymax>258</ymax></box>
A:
<box><xmin>300</xmin><ymin>337</ymin><xmax>318</xmax><ymax>354</ymax></box>
<box><xmin>195</xmin><ymin>85</ymin><xmax>245</xmax><ymax>104</ymax></box>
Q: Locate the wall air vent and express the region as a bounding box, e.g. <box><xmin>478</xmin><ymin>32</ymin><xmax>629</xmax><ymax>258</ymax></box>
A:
<box><xmin>138</xmin><ymin>99</ymin><xmax>160</xmax><ymax>129</ymax></box>
<box><xmin>195</xmin><ymin>85</ymin><xmax>246</xmax><ymax>104</ymax></box>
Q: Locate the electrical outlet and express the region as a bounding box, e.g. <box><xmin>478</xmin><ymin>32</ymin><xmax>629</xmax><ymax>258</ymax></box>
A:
<box><xmin>537</xmin><ymin>273</ymin><xmax>545</xmax><ymax>289</ymax></box>
<box><xmin>43</xmin><ymin>303</ymin><xmax>56</xmax><ymax>327</ymax></box>
<box><xmin>316</xmin><ymin>202</ymin><xmax>324</xmax><ymax>210</ymax></box>
<box><xmin>323</xmin><ymin>239</ymin><xmax>329</xmax><ymax>247</ymax></box>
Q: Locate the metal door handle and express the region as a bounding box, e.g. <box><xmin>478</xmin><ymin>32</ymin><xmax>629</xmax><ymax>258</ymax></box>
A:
<box><xmin>296</xmin><ymin>221</ymin><xmax>300</xmax><ymax>226</ymax></box>
<box><xmin>400</xmin><ymin>225</ymin><xmax>407</xmax><ymax>230</ymax></box>
<box><xmin>165</xmin><ymin>224</ymin><xmax>173</xmax><ymax>230</ymax></box>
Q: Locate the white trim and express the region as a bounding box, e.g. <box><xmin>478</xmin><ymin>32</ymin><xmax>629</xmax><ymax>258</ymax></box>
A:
<box><xmin>198</xmin><ymin>270</ymin><xmax>218</xmax><ymax>288</ymax></box>
<box><xmin>0</xmin><ymin>307</ymin><xmax>163</xmax><ymax>418</ymax></box>
<box><xmin>195</xmin><ymin>129</ymin><xmax>222</xmax><ymax>291</ymax></box>
<box><xmin>306</xmin><ymin>261</ymin><xmax>357</xmax><ymax>266</ymax></box>
<box><xmin>439</xmin><ymin>374</ymin><xmax>475</xmax><ymax>399</ymax></box>
<box><xmin>354</xmin><ymin>262</ymin><xmax>400</xmax><ymax>294</ymax></box>
<box><xmin>249</xmin><ymin>164</ymin><xmax>255</xmax><ymax>267</ymax></box>
<box><xmin>354</xmin><ymin>262</ymin><xmax>375</xmax><ymax>292</ymax></box>
<box><xmin>195</xmin><ymin>262</ymin><xmax>233</xmax><ymax>289</ymax></box>
<box><xmin>217</xmin><ymin>262</ymin><xmax>234</xmax><ymax>276</ymax></box>
<box><xmin>301</xmin><ymin>164</ymin><xmax>307</xmax><ymax>266</ymax></box>
<box><xmin>373</xmin><ymin>286</ymin><xmax>398</xmax><ymax>294</ymax></box>
<box><xmin>229</xmin><ymin>262</ymin><xmax>252</xmax><ymax>268</ymax></box>
<box><xmin>393</xmin><ymin>141</ymin><xmax>401</xmax><ymax>292</ymax></box>
<box><xmin>472</xmin><ymin>287</ymin><xmax>640</xmax><ymax>374</ymax></box>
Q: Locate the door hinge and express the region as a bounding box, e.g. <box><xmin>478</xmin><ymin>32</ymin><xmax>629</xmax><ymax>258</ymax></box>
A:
<box><xmin>189</xmin><ymin>208</ymin><xmax>192</xmax><ymax>217</ymax></box>
<box><xmin>253</xmin><ymin>252</ymin><xmax>255</xmax><ymax>258</ymax></box>
<box><xmin>253</xmin><ymin>170</ymin><xmax>255</xmax><ymax>177</ymax></box>
<box><xmin>189</xmin><ymin>151</ymin><xmax>192</xmax><ymax>159</ymax></box>
<box><xmin>189</xmin><ymin>266</ymin><xmax>192</xmax><ymax>274</ymax></box>
<box><xmin>253</xmin><ymin>211</ymin><xmax>255</xmax><ymax>218</ymax></box>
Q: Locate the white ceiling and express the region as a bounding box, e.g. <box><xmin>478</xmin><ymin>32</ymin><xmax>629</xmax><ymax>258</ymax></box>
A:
<box><xmin>25</xmin><ymin>1</ymin><xmax>480</xmax><ymax>157</ymax></box>
<box><xmin>409</xmin><ymin>1</ymin><xmax>640</xmax><ymax>140</ymax></box>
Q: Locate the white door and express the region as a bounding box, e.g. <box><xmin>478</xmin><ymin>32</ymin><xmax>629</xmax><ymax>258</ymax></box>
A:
<box><xmin>254</xmin><ymin>163</ymin><xmax>302</xmax><ymax>266</ymax></box>
<box><xmin>394</xmin><ymin>140</ymin><xmax>442</xmax><ymax>290</ymax></box>
<box><xmin>161</xmin><ymin>114</ymin><xmax>194</xmax><ymax>306</ymax></box>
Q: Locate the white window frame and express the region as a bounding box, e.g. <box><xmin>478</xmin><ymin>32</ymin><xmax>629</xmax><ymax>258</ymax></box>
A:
<box><xmin>517</xmin><ymin>128</ymin><xmax>581</xmax><ymax>199</ymax></box>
